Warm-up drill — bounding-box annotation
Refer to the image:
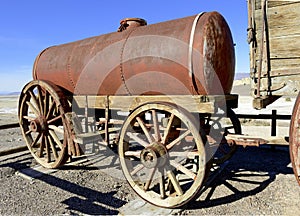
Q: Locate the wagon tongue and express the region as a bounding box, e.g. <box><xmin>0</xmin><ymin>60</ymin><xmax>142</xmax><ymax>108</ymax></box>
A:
<box><xmin>225</xmin><ymin>134</ymin><xmax>268</xmax><ymax>147</ymax></box>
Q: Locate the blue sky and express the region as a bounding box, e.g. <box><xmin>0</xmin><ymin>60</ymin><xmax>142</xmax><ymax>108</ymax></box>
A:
<box><xmin>0</xmin><ymin>0</ymin><xmax>249</xmax><ymax>92</ymax></box>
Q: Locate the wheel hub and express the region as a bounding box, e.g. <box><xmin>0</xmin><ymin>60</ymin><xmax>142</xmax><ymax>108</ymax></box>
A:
<box><xmin>30</xmin><ymin>117</ymin><xmax>47</xmax><ymax>133</ymax></box>
<box><xmin>140</xmin><ymin>142</ymin><xmax>168</xmax><ymax>169</ymax></box>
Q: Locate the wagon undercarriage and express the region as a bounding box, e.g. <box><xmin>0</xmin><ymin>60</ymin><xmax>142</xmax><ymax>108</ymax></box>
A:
<box><xmin>18</xmin><ymin>80</ymin><xmax>251</xmax><ymax>208</ymax></box>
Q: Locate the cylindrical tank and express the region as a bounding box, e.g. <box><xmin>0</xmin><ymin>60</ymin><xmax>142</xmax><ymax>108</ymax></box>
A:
<box><xmin>33</xmin><ymin>11</ymin><xmax>235</xmax><ymax>96</ymax></box>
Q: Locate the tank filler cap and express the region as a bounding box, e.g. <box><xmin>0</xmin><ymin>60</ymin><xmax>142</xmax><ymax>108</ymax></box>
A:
<box><xmin>118</xmin><ymin>18</ymin><xmax>147</xmax><ymax>32</ymax></box>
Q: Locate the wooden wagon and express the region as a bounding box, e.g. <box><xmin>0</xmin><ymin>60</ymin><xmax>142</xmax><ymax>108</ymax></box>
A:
<box><xmin>247</xmin><ymin>0</ymin><xmax>300</xmax><ymax>187</ymax></box>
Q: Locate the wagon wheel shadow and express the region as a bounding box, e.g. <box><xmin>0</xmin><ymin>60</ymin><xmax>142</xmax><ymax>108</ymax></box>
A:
<box><xmin>186</xmin><ymin>146</ymin><xmax>294</xmax><ymax>210</ymax></box>
<box><xmin>0</xmin><ymin>151</ymin><xmax>125</xmax><ymax>215</ymax></box>
<box><xmin>60</xmin><ymin>144</ymin><xmax>121</xmax><ymax>172</ymax></box>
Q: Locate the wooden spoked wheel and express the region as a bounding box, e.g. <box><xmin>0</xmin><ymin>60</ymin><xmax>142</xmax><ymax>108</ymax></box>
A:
<box><xmin>207</xmin><ymin>108</ymin><xmax>241</xmax><ymax>164</ymax></box>
<box><xmin>289</xmin><ymin>93</ymin><xmax>300</xmax><ymax>185</ymax></box>
<box><xmin>118</xmin><ymin>103</ymin><xmax>206</xmax><ymax>208</ymax></box>
<box><xmin>19</xmin><ymin>80</ymin><xmax>70</xmax><ymax>168</ymax></box>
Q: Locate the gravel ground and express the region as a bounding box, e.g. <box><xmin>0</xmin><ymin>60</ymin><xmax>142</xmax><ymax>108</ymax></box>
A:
<box><xmin>0</xmin><ymin>138</ymin><xmax>299</xmax><ymax>215</ymax></box>
<box><xmin>0</xmin><ymin>94</ymin><xmax>300</xmax><ymax>215</ymax></box>
<box><xmin>0</xmin><ymin>151</ymin><xmax>135</xmax><ymax>215</ymax></box>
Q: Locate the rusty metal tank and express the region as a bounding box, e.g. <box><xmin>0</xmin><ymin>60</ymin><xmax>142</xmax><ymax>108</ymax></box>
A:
<box><xmin>33</xmin><ymin>11</ymin><xmax>235</xmax><ymax>96</ymax></box>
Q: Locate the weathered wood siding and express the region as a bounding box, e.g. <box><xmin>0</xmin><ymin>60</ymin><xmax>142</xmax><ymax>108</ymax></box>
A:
<box><xmin>250</xmin><ymin>0</ymin><xmax>300</xmax><ymax>99</ymax></box>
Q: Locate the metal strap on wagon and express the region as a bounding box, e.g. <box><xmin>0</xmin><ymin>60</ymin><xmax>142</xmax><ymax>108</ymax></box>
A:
<box><xmin>188</xmin><ymin>12</ymin><xmax>205</xmax><ymax>92</ymax></box>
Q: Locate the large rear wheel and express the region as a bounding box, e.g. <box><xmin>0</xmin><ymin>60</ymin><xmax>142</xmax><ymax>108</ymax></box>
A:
<box><xmin>19</xmin><ymin>80</ymin><xmax>70</xmax><ymax>168</ymax></box>
<box><xmin>290</xmin><ymin>93</ymin><xmax>300</xmax><ymax>185</ymax></box>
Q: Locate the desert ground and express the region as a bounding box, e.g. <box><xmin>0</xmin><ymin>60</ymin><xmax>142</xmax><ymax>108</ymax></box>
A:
<box><xmin>0</xmin><ymin>81</ymin><xmax>299</xmax><ymax>215</ymax></box>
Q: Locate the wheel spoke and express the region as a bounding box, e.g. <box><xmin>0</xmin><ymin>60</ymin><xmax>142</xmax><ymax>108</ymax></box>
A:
<box><xmin>127</xmin><ymin>132</ymin><xmax>149</xmax><ymax>147</ymax></box>
<box><xmin>136</xmin><ymin>117</ymin><xmax>155</xmax><ymax>143</ymax></box>
<box><xmin>47</xmin><ymin>135</ymin><xmax>58</xmax><ymax>160</ymax></box>
<box><xmin>48</xmin><ymin>125</ymin><xmax>64</xmax><ymax>134</ymax></box>
<box><xmin>130</xmin><ymin>164</ymin><xmax>145</xmax><ymax>176</ymax></box>
<box><xmin>169</xmin><ymin>150</ymin><xmax>199</xmax><ymax>159</ymax></box>
<box><xmin>152</xmin><ymin>110</ymin><xmax>161</xmax><ymax>141</ymax></box>
<box><xmin>124</xmin><ymin>150</ymin><xmax>141</xmax><ymax>158</ymax></box>
<box><xmin>144</xmin><ymin>167</ymin><xmax>156</xmax><ymax>191</ymax></box>
<box><xmin>47</xmin><ymin>115</ymin><xmax>62</xmax><ymax>125</ymax></box>
<box><xmin>159</xmin><ymin>168</ymin><xmax>166</xmax><ymax>199</ymax></box>
<box><xmin>26</xmin><ymin>101</ymin><xmax>40</xmax><ymax>117</ymax></box>
<box><xmin>25</xmin><ymin>129</ymin><xmax>32</xmax><ymax>135</ymax></box>
<box><xmin>38</xmin><ymin>135</ymin><xmax>46</xmax><ymax>157</ymax></box>
<box><xmin>167</xmin><ymin>170</ymin><xmax>183</xmax><ymax>196</ymax></box>
<box><xmin>28</xmin><ymin>90</ymin><xmax>40</xmax><ymax>112</ymax></box>
<box><xmin>170</xmin><ymin>160</ymin><xmax>196</xmax><ymax>180</ymax></box>
<box><xmin>31</xmin><ymin>133</ymin><xmax>42</xmax><ymax>148</ymax></box>
<box><xmin>46</xmin><ymin>99</ymin><xmax>56</xmax><ymax>120</ymax></box>
<box><xmin>37</xmin><ymin>86</ymin><xmax>44</xmax><ymax>115</ymax></box>
<box><xmin>45</xmin><ymin>135</ymin><xmax>51</xmax><ymax>162</ymax></box>
<box><xmin>49</xmin><ymin>130</ymin><xmax>63</xmax><ymax>149</ymax></box>
<box><xmin>23</xmin><ymin>115</ymin><xmax>35</xmax><ymax>121</ymax></box>
<box><xmin>166</xmin><ymin>130</ymin><xmax>191</xmax><ymax>150</ymax></box>
<box><xmin>162</xmin><ymin>114</ymin><xmax>174</xmax><ymax>144</ymax></box>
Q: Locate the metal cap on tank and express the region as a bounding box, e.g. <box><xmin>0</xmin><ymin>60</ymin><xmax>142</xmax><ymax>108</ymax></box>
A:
<box><xmin>118</xmin><ymin>18</ymin><xmax>147</xmax><ymax>32</ymax></box>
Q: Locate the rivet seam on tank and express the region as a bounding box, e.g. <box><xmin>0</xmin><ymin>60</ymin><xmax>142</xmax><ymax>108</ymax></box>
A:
<box><xmin>67</xmin><ymin>49</ymin><xmax>78</xmax><ymax>94</ymax></box>
<box><xmin>188</xmin><ymin>12</ymin><xmax>205</xmax><ymax>94</ymax></box>
<box><xmin>120</xmin><ymin>28</ymin><xmax>138</xmax><ymax>96</ymax></box>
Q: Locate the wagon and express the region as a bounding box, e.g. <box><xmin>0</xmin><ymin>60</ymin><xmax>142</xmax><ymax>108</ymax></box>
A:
<box><xmin>247</xmin><ymin>0</ymin><xmax>300</xmax><ymax>187</ymax></box>
<box><xmin>18</xmin><ymin>0</ymin><xmax>300</xmax><ymax>209</ymax></box>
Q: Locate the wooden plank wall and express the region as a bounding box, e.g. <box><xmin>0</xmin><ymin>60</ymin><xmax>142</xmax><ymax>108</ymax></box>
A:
<box><xmin>251</xmin><ymin>0</ymin><xmax>300</xmax><ymax>96</ymax></box>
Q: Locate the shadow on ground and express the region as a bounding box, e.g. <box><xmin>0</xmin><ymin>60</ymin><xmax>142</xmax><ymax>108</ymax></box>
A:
<box><xmin>0</xmin><ymin>151</ymin><xmax>126</xmax><ymax>215</ymax></box>
<box><xmin>186</xmin><ymin>145</ymin><xmax>293</xmax><ymax>210</ymax></box>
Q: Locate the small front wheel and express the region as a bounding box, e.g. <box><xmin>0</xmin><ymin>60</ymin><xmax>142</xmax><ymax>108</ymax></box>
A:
<box><xmin>118</xmin><ymin>103</ymin><xmax>207</xmax><ymax>208</ymax></box>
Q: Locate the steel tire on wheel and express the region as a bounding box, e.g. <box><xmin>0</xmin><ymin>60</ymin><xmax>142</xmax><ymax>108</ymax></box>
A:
<box><xmin>118</xmin><ymin>102</ymin><xmax>207</xmax><ymax>208</ymax></box>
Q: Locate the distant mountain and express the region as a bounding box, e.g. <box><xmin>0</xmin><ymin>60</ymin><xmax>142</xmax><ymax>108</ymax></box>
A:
<box><xmin>234</xmin><ymin>73</ymin><xmax>249</xmax><ymax>80</ymax></box>
<box><xmin>0</xmin><ymin>91</ymin><xmax>20</xmax><ymax>96</ymax></box>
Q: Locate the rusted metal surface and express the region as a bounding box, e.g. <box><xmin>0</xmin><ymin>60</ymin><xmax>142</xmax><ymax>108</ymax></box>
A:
<box><xmin>33</xmin><ymin>12</ymin><xmax>235</xmax><ymax>96</ymax></box>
